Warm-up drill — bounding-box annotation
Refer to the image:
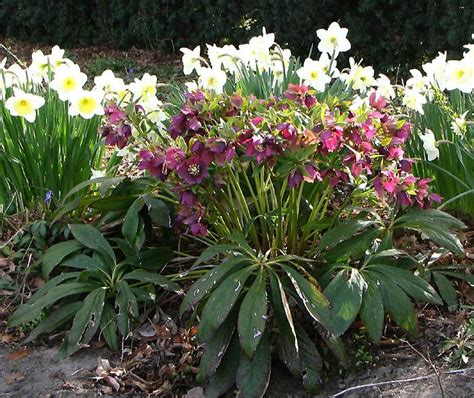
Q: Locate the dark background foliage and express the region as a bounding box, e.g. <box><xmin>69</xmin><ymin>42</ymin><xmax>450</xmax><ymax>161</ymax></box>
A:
<box><xmin>1</xmin><ymin>0</ymin><xmax>473</xmax><ymax>75</ymax></box>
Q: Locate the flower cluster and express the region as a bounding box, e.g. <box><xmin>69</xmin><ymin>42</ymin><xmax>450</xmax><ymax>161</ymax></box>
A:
<box><xmin>132</xmin><ymin>85</ymin><xmax>439</xmax><ymax>236</ymax></box>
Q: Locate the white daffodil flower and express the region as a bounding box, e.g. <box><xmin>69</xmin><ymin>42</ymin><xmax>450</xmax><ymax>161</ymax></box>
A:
<box><xmin>6</xmin><ymin>64</ymin><xmax>28</xmax><ymax>87</ymax></box>
<box><xmin>446</xmin><ymin>59</ymin><xmax>474</xmax><ymax>93</ymax></box>
<box><xmin>463</xmin><ymin>43</ymin><xmax>474</xmax><ymax>60</ymax></box>
<box><xmin>218</xmin><ymin>44</ymin><xmax>241</xmax><ymax>74</ymax></box>
<box><xmin>296</xmin><ymin>58</ymin><xmax>331</xmax><ymax>91</ymax></box>
<box><xmin>375</xmin><ymin>74</ymin><xmax>395</xmax><ymax>99</ymax></box>
<box><xmin>239</xmin><ymin>28</ymin><xmax>275</xmax><ymax>71</ymax></box>
<box><xmin>68</xmin><ymin>89</ymin><xmax>105</xmax><ymax>119</ymax></box>
<box><xmin>406</xmin><ymin>69</ymin><xmax>430</xmax><ymax>93</ymax></box>
<box><xmin>94</xmin><ymin>69</ymin><xmax>126</xmax><ymax>99</ymax></box>
<box><xmin>140</xmin><ymin>96</ymin><xmax>168</xmax><ymax>124</ymax></box>
<box><xmin>422</xmin><ymin>52</ymin><xmax>448</xmax><ymax>91</ymax></box>
<box><xmin>198</xmin><ymin>67</ymin><xmax>227</xmax><ymax>94</ymax></box>
<box><xmin>48</xmin><ymin>45</ymin><xmax>69</xmax><ymax>69</ymax></box>
<box><xmin>318</xmin><ymin>52</ymin><xmax>340</xmax><ymax>78</ymax></box>
<box><xmin>451</xmin><ymin>111</ymin><xmax>468</xmax><ymax>136</ymax></box>
<box><xmin>50</xmin><ymin>64</ymin><xmax>87</xmax><ymax>101</ymax></box>
<box><xmin>207</xmin><ymin>44</ymin><xmax>225</xmax><ymax>70</ymax></box>
<box><xmin>29</xmin><ymin>50</ymin><xmax>52</xmax><ymax>81</ymax></box>
<box><xmin>341</xmin><ymin>58</ymin><xmax>375</xmax><ymax>93</ymax></box>
<box><xmin>129</xmin><ymin>73</ymin><xmax>158</xmax><ymax>102</ymax></box>
<box><xmin>5</xmin><ymin>88</ymin><xmax>45</xmax><ymax>123</ymax></box>
<box><xmin>420</xmin><ymin>129</ymin><xmax>439</xmax><ymax>161</ymax></box>
<box><xmin>316</xmin><ymin>22</ymin><xmax>351</xmax><ymax>58</ymax></box>
<box><xmin>180</xmin><ymin>45</ymin><xmax>202</xmax><ymax>75</ymax></box>
<box><xmin>402</xmin><ymin>88</ymin><xmax>427</xmax><ymax>114</ymax></box>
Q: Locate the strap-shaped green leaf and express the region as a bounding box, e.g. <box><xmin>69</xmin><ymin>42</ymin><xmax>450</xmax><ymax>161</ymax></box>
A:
<box><xmin>41</xmin><ymin>240</ymin><xmax>84</xmax><ymax>279</ymax></box>
<box><xmin>100</xmin><ymin>303</ymin><xmax>118</xmax><ymax>351</ymax></box>
<box><xmin>236</xmin><ymin>331</ymin><xmax>271</xmax><ymax>398</ymax></box>
<box><xmin>194</xmin><ymin>243</ymin><xmax>242</xmax><ymax>266</ymax></box>
<box><xmin>115</xmin><ymin>280</ymin><xmax>138</xmax><ymax>337</ymax></box>
<box><xmin>180</xmin><ymin>256</ymin><xmax>248</xmax><ymax>315</ymax></box>
<box><xmin>370</xmin><ymin>265</ymin><xmax>442</xmax><ymax>304</ymax></box>
<box><xmin>9</xmin><ymin>282</ymin><xmax>94</xmax><ymax>327</ymax></box>
<box><xmin>359</xmin><ymin>280</ymin><xmax>384</xmax><ymax>343</ymax></box>
<box><xmin>433</xmin><ymin>272</ymin><xmax>457</xmax><ymax>307</ymax></box>
<box><xmin>198</xmin><ymin>267</ymin><xmax>253</xmax><ymax>342</ymax></box>
<box><xmin>394</xmin><ymin>209</ymin><xmax>465</xmax><ymax>256</ymax></box>
<box><xmin>124</xmin><ymin>269</ymin><xmax>181</xmax><ymax>293</ymax></box>
<box><xmin>295</xmin><ymin>322</ymin><xmax>322</xmax><ymax>394</ymax></box>
<box><xmin>197</xmin><ymin>313</ymin><xmax>236</xmax><ymax>383</ymax></box>
<box><xmin>70</xmin><ymin>224</ymin><xmax>116</xmax><ymax>263</ymax></box>
<box><xmin>205</xmin><ymin>333</ymin><xmax>240</xmax><ymax>398</ymax></box>
<box><xmin>122</xmin><ymin>196</ymin><xmax>145</xmax><ymax>245</ymax></box>
<box><xmin>324</xmin><ymin>269</ymin><xmax>365</xmax><ymax>336</ymax></box>
<box><xmin>238</xmin><ymin>268</ymin><xmax>268</xmax><ymax>358</ymax></box>
<box><xmin>280</xmin><ymin>264</ymin><xmax>332</xmax><ymax>331</ymax></box>
<box><xmin>318</xmin><ymin>220</ymin><xmax>379</xmax><ymax>251</ymax></box>
<box><xmin>378</xmin><ymin>275</ymin><xmax>418</xmax><ymax>337</ymax></box>
<box><xmin>65</xmin><ymin>287</ymin><xmax>106</xmax><ymax>356</ymax></box>
<box><xmin>25</xmin><ymin>301</ymin><xmax>83</xmax><ymax>343</ymax></box>
<box><xmin>269</xmin><ymin>272</ymin><xmax>300</xmax><ymax>376</ymax></box>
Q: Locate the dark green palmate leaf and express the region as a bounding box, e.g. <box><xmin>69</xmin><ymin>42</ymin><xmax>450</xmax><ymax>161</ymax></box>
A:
<box><xmin>180</xmin><ymin>256</ymin><xmax>248</xmax><ymax>315</ymax></box>
<box><xmin>359</xmin><ymin>280</ymin><xmax>385</xmax><ymax>343</ymax></box>
<box><xmin>394</xmin><ymin>209</ymin><xmax>466</xmax><ymax>256</ymax></box>
<box><xmin>279</xmin><ymin>264</ymin><xmax>332</xmax><ymax>332</ymax></box>
<box><xmin>198</xmin><ymin>267</ymin><xmax>254</xmax><ymax>342</ymax></box>
<box><xmin>236</xmin><ymin>331</ymin><xmax>271</xmax><ymax>398</ymax></box>
<box><xmin>41</xmin><ymin>240</ymin><xmax>84</xmax><ymax>279</ymax></box>
<box><xmin>64</xmin><ymin>287</ymin><xmax>106</xmax><ymax>356</ymax></box>
<box><xmin>324</xmin><ymin>269</ymin><xmax>365</xmax><ymax>336</ymax></box>
<box><xmin>238</xmin><ymin>268</ymin><xmax>268</xmax><ymax>358</ymax></box>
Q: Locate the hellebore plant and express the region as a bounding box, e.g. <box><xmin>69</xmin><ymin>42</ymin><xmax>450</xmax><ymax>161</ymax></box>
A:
<box><xmin>107</xmin><ymin>82</ymin><xmax>467</xmax><ymax>396</ymax></box>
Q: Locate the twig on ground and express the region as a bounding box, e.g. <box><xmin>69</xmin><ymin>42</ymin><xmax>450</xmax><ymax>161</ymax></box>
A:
<box><xmin>332</xmin><ymin>367</ymin><xmax>474</xmax><ymax>397</ymax></box>
<box><xmin>401</xmin><ymin>338</ymin><xmax>444</xmax><ymax>398</ymax></box>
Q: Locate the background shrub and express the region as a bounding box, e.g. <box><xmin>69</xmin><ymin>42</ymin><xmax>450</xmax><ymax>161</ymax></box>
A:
<box><xmin>1</xmin><ymin>1</ymin><xmax>472</xmax><ymax>75</ymax></box>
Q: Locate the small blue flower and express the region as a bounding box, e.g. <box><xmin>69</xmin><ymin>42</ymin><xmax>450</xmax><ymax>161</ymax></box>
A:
<box><xmin>44</xmin><ymin>190</ymin><xmax>53</xmax><ymax>204</ymax></box>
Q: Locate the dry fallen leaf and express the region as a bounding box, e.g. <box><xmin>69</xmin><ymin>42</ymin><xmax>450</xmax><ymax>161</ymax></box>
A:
<box><xmin>0</xmin><ymin>333</ymin><xmax>20</xmax><ymax>343</ymax></box>
<box><xmin>8</xmin><ymin>348</ymin><xmax>29</xmax><ymax>361</ymax></box>
<box><xmin>4</xmin><ymin>371</ymin><xmax>25</xmax><ymax>384</ymax></box>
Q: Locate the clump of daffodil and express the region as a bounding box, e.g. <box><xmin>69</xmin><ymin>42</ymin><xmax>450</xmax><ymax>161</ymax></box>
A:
<box><xmin>5</xmin><ymin>88</ymin><xmax>45</xmax><ymax>122</ymax></box>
